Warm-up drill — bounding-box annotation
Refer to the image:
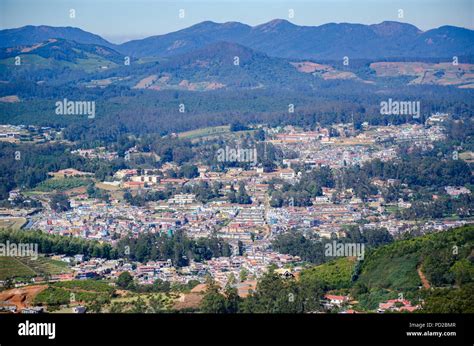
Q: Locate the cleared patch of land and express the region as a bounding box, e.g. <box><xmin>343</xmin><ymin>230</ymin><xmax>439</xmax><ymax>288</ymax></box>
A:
<box><xmin>459</xmin><ymin>151</ymin><xmax>474</xmax><ymax>163</ymax></box>
<box><xmin>291</xmin><ymin>61</ymin><xmax>329</xmax><ymax>73</ymax></box>
<box><xmin>0</xmin><ymin>217</ymin><xmax>27</xmax><ymax>230</ymax></box>
<box><xmin>178</xmin><ymin>125</ymin><xmax>231</xmax><ymax>139</ymax></box>
<box><xmin>95</xmin><ymin>182</ymin><xmax>121</xmax><ymax>191</ymax></box>
<box><xmin>133</xmin><ymin>74</ymin><xmax>157</xmax><ymax>89</ymax></box>
<box><xmin>370</xmin><ymin>62</ymin><xmax>474</xmax><ymax>88</ymax></box>
<box><xmin>291</xmin><ymin>61</ymin><xmax>366</xmax><ymax>82</ymax></box>
<box><xmin>0</xmin><ymin>95</ymin><xmax>20</xmax><ymax>103</ymax></box>
<box><xmin>0</xmin><ymin>285</ymin><xmax>48</xmax><ymax>310</ymax></box>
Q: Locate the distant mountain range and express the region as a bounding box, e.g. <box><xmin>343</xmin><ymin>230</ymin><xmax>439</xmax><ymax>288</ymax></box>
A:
<box><xmin>1</xmin><ymin>20</ymin><xmax>473</xmax><ymax>91</ymax></box>
<box><xmin>1</xmin><ymin>20</ymin><xmax>473</xmax><ymax>60</ymax></box>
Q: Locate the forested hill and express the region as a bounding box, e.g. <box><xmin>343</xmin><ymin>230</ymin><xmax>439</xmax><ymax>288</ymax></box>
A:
<box><xmin>356</xmin><ymin>225</ymin><xmax>474</xmax><ymax>291</ymax></box>
<box><xmin>299</xmin><ymin>225</ymin><xmax>474</xmax><ymax>312</ymax></box>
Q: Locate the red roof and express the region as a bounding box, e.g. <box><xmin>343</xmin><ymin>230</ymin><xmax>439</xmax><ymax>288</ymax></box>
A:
<box><xmin>324</xmin><ymin>294</ymin><xmax>349</xmax><ymax>301</ymax></box>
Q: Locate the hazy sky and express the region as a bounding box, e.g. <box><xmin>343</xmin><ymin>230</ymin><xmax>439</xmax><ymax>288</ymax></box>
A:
<box><xmin>1</xmin><ymin>0</ymin><xmax>473</xmax><ymax>43</ymax></box>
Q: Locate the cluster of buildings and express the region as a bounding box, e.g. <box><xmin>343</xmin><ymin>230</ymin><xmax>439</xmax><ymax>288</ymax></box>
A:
<box><xmin>272</xmin><ymin>123</ymin><xmax>445</xmax><ymax>169</ymax></box>
<box><xmin>0</xmin><ymin>124</ymin><xmax>62</xmax><ymax>143</ymax></box>
<box><xmin>23</xmin><ymin>120</ymin><xmax>470</xmax><ymax>282</ymax></box>
<box><xmin>3</xmin><ymin>117</ymin><xmax>471</xmax><ymax>314</ymax></box>
<box><xmin>71</xmin><ymin>147</ymin><xmax>118</xmax><ymax>161</ymax></box>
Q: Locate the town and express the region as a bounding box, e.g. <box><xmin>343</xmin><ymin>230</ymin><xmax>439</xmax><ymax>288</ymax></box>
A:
<box><xmin>1</xmin><ymin>111</ymin><xmax>472</xmax><ymax>314</ymax></box>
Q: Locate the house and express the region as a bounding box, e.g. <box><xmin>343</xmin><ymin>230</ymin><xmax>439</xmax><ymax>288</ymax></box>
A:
<box><xmin>278</xmin><ymin>168</ymin><xmax>296</xmax><ymax>180</ymax></box>
<box><xmin>168</xmin><ymin>194</ymin><xmax>196</xmax><ymax>205</ymax></box>
<box><xmin>377</xmin><ymin>299</ymin><xmax>419</xmax><ymax>313</ymax></box>
<box><xmin>123</xmin><ymin>181</ymin><xmax>145</xmax><ymax>189</ymax></box>
<box><xmin>114</xmin><ymin>169</ymin><xmax>137</xmax><ymax>179</ymax></box>
<box><xmin>131</xmin><ymin>174</ymin><xmax>160</xmax><ymax>185</ymax></box>
<box><xmin>51</xmin><ymin>273</ymin><xmax>75</xmax><ymax>282</ymax></box>
<box><xmin>324</xmin><ymin>294</ymin><xmax>350</xmax><ymax>307</ymax></box>
<box><xmin>75</xmin><ymin>272</ymin><xmax>99</xmax><ymax>280</ymax></box>
<box><xmin>445</xmin><ymin>186</ymin><xmax>471</xmax><ymax>197</ymax></box>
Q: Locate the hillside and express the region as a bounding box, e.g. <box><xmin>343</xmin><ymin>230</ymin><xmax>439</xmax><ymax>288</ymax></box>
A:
<box><xmin>0</xmin><ymin>39</ymin><xmax>123</xmax><ymax>64</ymax></box>
<box><xmin>0</xmin><ymin>25</ymin><xmax>115</xmax><ymax>49</ymax></box>
<box><xmin>300</xmin><ymin>257</ymin><xmax>357</xmax><ymax>290</ymax></box>
<box><xmin>356</xmin><ymin>225</ymin><xmax>474</xmax><ymax>292</ymax></box>
<box><xmin>299</xmin><ymin>225</ymin><xmax>474</xmax><ymax>311</ymax></box>
<box><xmin>130</xmin><ymin>41</ymin><xmax>316</xmax><ymax>91</ymax></box>
<box><xmin>0</xmin><ymin>39</ymin><xmax>124</xmax><ymax>77</ymax></box>
<box><xmin>119</xmin><ymin>21</ymin><xmax>252</xmax><ymax>58</ymax></box>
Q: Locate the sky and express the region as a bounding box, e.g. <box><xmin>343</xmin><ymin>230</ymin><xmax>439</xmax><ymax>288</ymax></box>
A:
<box><xmin>1</xmin><ymin>0</ymin><xmax>473</xmax><ymax>43</ymax></box>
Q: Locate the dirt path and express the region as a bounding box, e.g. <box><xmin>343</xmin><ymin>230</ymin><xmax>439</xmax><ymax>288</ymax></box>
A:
<box><xmin>417</xmin><ymin>265</ymin><xmax>431</xmax><ymax>289</ymax></box>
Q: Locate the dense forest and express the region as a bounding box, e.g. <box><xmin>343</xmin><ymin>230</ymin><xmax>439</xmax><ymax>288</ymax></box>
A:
<box><xmin>271</xmin><ymin>226</ymin><xmax>393</xmax><ymax>264</ymax></box>
<box><xmin>0</xmin><ymin>228</ymin><xmax>231</xmax><ymax>266</ymax></box>
<box><xmin>0</xmin><ymin>229</ymin><xmax>115</xmax><ymax>259</ymax></box>
<box><xmin>0</xmin><ymin>142</ymin><xmax>123</xmax><ymax>199</ymax></box>
<box><xmin>115</xmin><ymin>230</ymin><xmax>231</xmax><ymax>266</ymax></box>
<box><xmin>1</xmin><ymin>73</ymin><xmax>473</xmax><ymax>143</ymax></box>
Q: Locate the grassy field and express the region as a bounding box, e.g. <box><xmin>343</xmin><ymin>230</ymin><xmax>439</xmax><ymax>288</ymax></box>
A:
<box><xmin>95</xmin><ymin>182</ymin><xmax>121</xmax><ymax>191</ymax></box>
<box><xmin>0</xmin><ymin>256</ymin><xmax>70</xmax><ymax>280</ymax></box>
<box><xmin>75</xmin><ymin>54</ymin><xmax>119</xmax><ymax>73</ymax></box>
<box><xmin>178</xmin><ymin>125</ymin><xmax>257</xmax><ymax>142</ymax></box>
<box><xmin>385</xmin><ymin>205</ymin><xmax>401</xmax><ymax>214</ymax></box>
<box><xmin>34</xmin><ymin>177</ymin><xmax>92</xmax><ymax>192</ymax></box>
<box><xmin>178</xmin><ymin>125</ymin><xmax>231</xmax><ymax>139</ymax></box>
<box><xmin>0</xmin><ymin>217</ymin><xmax>27</xmax><ymax>230</ymax></box>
